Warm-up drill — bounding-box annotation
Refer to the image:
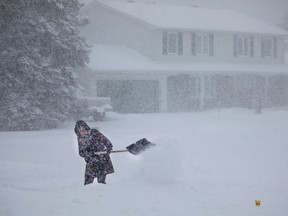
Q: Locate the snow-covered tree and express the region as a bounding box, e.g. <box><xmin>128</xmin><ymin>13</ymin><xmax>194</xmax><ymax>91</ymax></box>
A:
<box><xmin>0</xmin><ymin>0</ymin><xmax>90</xmax><ymax>130</ymax></box>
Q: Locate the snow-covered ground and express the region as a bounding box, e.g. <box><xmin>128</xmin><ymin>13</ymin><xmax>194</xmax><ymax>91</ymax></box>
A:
<box><xmin>1</xmin><ymin>109</ymin><xmax>288</xmax><ymax>216</ymax></box>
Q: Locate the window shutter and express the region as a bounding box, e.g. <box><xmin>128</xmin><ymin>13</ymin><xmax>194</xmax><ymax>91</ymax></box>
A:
<box><xmin>191</xmin><ymin>33</ymin><xmax>196</xmax><ymax>56</ymax></box>
<box><xmin>178</xmin><ymin>32</ymin><xmax>183</xmax><ymax>55</ymax></box>
<box><xmin>273</xmin><ymin>37</ymin><xmax>277</xmax><ymax>58</ymax></box>
<box><xmin>249</xmin><ymin>36</ymin><xmax>254</xmax><ymax>58</ymax></box>
<box><xmin>162</xmin><ymin>32</ymin><xmax>168</xmax><ymax>55</ymax></box>
<box><xmin>209</xmin><ymin>34</ymin><xmax>214</xmax><ymax>56</ymax></box>
<box><xmin>233</xmin><ymin>35</ymin><xmax>238</xmax><ymax>57</ymax></box>
<box><xmin>261</xmin><ymin>38</ymin><xmax>265</xmax><ymax>58</ymax></box>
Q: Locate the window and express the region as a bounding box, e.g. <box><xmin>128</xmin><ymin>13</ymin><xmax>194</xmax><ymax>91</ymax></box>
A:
<box><xmin>196</xmin><ymin>34</ymin><xmax>209</xmax><ymax>55</ymax></box>
<box><xmin>191</xmin><ymin>33</ymin><xmax>214</xmax><ymax>56</ymax></box>
<box><xmin>168</xmin><ymin>33</ymin><xmax>177</xmax><ymax>53</ymax></box>
<box><xmin>233</xmin><ymin>35</ymin><xmax>254</xmax><ymax>57</ymax></box>
<box><xmin>261</xmin><ymin>37</ymin><xmax>277</xmax><ymax>58</ymax></box>
<box><xmin>162</xmin><ymin>32</ymin><xmax>183</xmax><ymax>55</ymax></box>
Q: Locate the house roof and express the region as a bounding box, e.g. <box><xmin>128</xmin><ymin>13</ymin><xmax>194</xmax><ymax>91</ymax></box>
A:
<box><xmin>90</xmin><ymin>0</ymin><xmax>288</xmax><ymax>35</ymax></box>
<box><xmin>87</xmin><ymin>44</ymin><xmax>288</xmax><ymax>75</ymax></box>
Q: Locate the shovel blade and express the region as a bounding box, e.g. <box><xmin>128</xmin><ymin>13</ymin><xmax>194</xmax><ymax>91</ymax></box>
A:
<box><xmin>126</xmin><ymin>138</ymin><xmax>155</xmax><ymax>155</ymax></box>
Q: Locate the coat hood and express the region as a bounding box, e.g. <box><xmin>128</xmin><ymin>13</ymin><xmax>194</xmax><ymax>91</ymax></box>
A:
<box><xmin>74</xmin><ymin>120</ymin><xmax>91</xmax><ymax>137</ymax></box>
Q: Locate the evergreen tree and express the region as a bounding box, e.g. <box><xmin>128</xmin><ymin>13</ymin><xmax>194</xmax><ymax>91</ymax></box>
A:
<box><xmin>0</xmin><ymin>0</ymin><xmax>90</xmax><ymax>130</ymax></box>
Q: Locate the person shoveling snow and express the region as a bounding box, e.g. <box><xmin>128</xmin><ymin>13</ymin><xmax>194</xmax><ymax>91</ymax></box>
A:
<box><xmin>74</xmin><ymin>120</ymin><xmax>115</xmax><ymax>185</ymax></box>
<box><xmin>74</xmin><ymin>120</ymin><xmax>155</xmax><ymax>185</ymax></box>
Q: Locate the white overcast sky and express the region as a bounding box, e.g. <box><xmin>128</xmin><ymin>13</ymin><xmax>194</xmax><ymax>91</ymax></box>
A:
<box><xmin>79</xmin><ymin>0</ymin><xmax>288</xmax><ymax>26</ymax></box>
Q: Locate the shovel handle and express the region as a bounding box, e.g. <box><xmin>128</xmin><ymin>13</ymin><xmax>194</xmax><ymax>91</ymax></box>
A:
<box><xmin>95</xmin><ymin>149</ymin><xmax>128</xmax><ymax>155</ymax></box>
<box><xmin>111</xmin><ymin>149</ymin><xmax>129</xmax><ymax>153</ymax></box>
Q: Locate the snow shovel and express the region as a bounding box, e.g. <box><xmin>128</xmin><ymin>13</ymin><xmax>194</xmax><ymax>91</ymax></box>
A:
<box><xmin>96</xmin><ymin>138</ymin><xmax>155</xmax><ymax>155</ymax></box>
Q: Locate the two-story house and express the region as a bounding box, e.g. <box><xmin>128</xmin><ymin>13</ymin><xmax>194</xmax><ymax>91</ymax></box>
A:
<box><xmin>78</xmin><ymin>0</ymin><xmax>288</xmax><ymax>113</ymax></box>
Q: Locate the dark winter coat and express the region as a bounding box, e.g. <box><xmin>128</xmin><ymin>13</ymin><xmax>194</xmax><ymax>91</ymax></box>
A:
<box><xmin>74</xmin><ymin>120</ymin><xmax>114</xmax><ymax>185</ymax></box>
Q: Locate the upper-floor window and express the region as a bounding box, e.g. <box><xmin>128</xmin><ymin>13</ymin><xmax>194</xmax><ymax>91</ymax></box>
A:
<box><xmin>233</xmin><ymin>35</ymin><xmax>254</xmax><ymax>58</ymax></box>
<box><xmin>197</xmin><ymin>34</ymin><xmax>209</xmax><ymax>55</ymax></box>
<box><xmin>162</xmin><ymin>32</ymin><xmax>183</xmax><ymax>55</ymax></box>
<box><xmin>191</xmin><ymin>33</ymin><xmax>214</xmax><ymax>56</ymax></box>
<box><xmin>261</xmin><ymin>37</ymin><xmax>277</xmax><ymax>58</ymax></box>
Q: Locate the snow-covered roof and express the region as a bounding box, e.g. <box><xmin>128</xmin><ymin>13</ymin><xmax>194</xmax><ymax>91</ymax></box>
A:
<box><xmin>90</xmin><ymin>0</ymin><xmax>288</xmax><ymax>35</ymax></box>
<box><xmin>87</xmin><ymin>44</ymin><xmax>162</xmax><ymax>71</ymax></box>
<box><xmin>87</xmin><ymin>44</ymin><xmax>288</xmax><ymax>75</ymax></box>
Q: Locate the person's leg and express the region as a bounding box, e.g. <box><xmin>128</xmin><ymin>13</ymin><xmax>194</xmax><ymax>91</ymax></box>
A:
<box><xmin>97</xmin><ymin>174</ymin><xmax>106</xmax><ymax>184</ymax></box>
<box><xmin>84</xmin><ymin>175</ymin><xmax>94</xmax><ymax>185</ymax></box>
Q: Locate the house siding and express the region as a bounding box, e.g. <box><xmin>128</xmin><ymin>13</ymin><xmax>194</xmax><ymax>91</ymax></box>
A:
<box><xmin>81</xmin><ymin>3</ymin><xmax>156</xmax><ymax>59</ymax></box>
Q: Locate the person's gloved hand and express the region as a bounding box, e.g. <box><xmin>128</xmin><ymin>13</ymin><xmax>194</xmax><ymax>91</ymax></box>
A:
<box><xmin>106</xmin><ymin>148</ymin><xmax>112</xmax><ymax>154</ymax></box>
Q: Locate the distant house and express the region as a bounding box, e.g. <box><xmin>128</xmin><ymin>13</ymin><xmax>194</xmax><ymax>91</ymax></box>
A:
<box><xmin>78</xmin><ymin>0</ymin><xmax>288</xmax><ymax>113</ymax></box>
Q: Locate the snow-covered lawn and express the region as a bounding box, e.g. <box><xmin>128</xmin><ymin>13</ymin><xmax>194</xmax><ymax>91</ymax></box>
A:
<box><xmin>1</xmin><ymin>109</ymin><xmax>288</xmax><ymax>216</ymax></box>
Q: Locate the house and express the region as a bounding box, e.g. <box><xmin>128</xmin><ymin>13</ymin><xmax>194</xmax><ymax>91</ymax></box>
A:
<box><xmin>78</xmin><ymin>0</ymin><xmax>288</xmax><ymax>113</ymax></box>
